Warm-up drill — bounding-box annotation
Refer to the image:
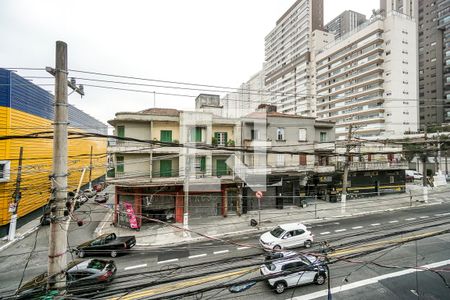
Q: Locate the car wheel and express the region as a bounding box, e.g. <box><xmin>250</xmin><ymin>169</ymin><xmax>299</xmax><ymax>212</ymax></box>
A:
<box><xmin>274</xmin><ymin>281</ymin><xmax>286</xmax><ymax>294</ymax></box>
<box><xmin>304</xmin><ymin>240</ymin><xmax>312</xmax><ymax>248</ymax></box>
<box><xmin>315</xmin><ymin>274</ymin><xmax>326</xmax><ymax>285</ymax></box>
<box><xmin>111</xmin><ymin>250</ymin><xmax>118</xmax><ymax>258</ymax></box>
<box><xmin>273</xmin><ymin>245</ymin><xmax>282</xmax><ymax>251</ymax></box>
<box><xmin>78</xmin><ymin>250</ymin><xmax>85</xmax><ymax>258</ymax></box>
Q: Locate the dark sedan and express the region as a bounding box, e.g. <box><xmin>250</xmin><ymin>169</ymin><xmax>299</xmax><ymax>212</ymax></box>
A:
<box><xmin>15</xmin><ymin>259</ymin><xmax>116</xmax><ymax>299</ymax></box>
<box><xmin>74</xmin><ymin>232</ymin><xmax>136</xmax><ymax>258</ymax></box>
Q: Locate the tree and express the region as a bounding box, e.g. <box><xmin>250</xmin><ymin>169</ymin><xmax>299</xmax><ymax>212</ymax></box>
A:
<box><xmin>403</xmin><ymin>139</ymin><xmax>423</xmax><ymax>164</ymax></box>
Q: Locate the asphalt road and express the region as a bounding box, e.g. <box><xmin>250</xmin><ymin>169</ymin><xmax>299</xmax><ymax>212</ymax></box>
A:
<box><xmin>1</xmin><ymin>201</ymin><xmax>449</xmax><ymax>299</ymax></box>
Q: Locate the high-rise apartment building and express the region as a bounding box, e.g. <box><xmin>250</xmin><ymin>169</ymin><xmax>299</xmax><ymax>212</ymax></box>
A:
<box><xmin>264</xmin><ymin>0</ymin><xmax>324</xmax><ymax>116</ymax></box>
<box><xmin>416</xmin><ymin>0</ymin><xmax>450</xmax><ymax>127</ymax></box>
<box><xmin>221</xmin><ymin>70</ymin><xmax>267</xmax><ymax>118</ymax></box>
<box><xmin>315</xmin><ymin>8</ymin><xmax>419</xmax><ymax>139</ymax></box>
<box><xmin>325</xmin><ymin>10</ymin><xmax>367</xmax><ymax>40</ymax></box>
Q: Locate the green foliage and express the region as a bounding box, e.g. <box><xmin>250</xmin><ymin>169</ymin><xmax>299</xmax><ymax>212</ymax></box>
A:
<box><xmin>211</xmin><ymin>137</ymin><xmax>217</xmax><ymax>145</ymax></box>
<box><xmin>403</xmin><ymin>139</ymin><xmax>424</xmax><ymax>163</ymax></box>
<box><xmin>227</xmin><ymin>139</ymin><xmax>235</xmax><ymax>147</ymax></box>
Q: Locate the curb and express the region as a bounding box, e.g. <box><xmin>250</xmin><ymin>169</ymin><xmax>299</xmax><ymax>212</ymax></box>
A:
<box><xmin>131</xmin><ymin>200</ymin><xmax>446</xmax><ymax>248</ymax></box>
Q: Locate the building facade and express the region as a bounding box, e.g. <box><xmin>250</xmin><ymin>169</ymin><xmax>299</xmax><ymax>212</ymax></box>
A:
<box><xmin>240</xmin><ymin>105</ymin><xmax>336</xmax><ymax>210</ymax></box>
<box><xmin>0</xmin><ymin>69</ymin><xmax>107</xmax><ymax>236</ymax></box>
<box><xmin>415</xmin><ymin>0</ymin><xmax>450</xmax><ymax>127</ymax></box>
<box><xmin>264</xmin><ymin>0</ymin><xmax>324</xmax><ymax>116</ymax></box>
<box><xmin>325</xmin><ymin>10</ymin><xmax>367</xmax><ymax>40</ymax></box>
<box><xmin>315</xmin><ymin>10</ymin><xmax>419</xmax><ymax>139</ymax></box>
<box><xmin>107</xmin><ymin>108</ymin><xmax>242</xmax><ymax>227</ymax></box>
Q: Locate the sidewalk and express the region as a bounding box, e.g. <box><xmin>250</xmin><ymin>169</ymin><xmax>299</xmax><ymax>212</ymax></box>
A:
<box><xmin>96</xmin><ymin>183</ymin><xmax>450</xmax><ymax>247</ymax></box>
<box><xmin>0</xmin><ymin>184</ymin><xmax>115</xmax><ymax>252</ymax></box>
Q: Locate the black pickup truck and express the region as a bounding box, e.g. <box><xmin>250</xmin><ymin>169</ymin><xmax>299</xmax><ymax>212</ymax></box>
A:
<box><xmin>74</xmin><ymin>233</ymin><xmax>136</xmax><ymax>258</ymax></box>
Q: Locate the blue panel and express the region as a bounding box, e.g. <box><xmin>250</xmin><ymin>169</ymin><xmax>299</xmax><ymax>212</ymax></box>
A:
<box><xmin>0</xmin><ymin>69</ymin><xmax>11</xmax><ymax>108</ymax></box>
<box><xmin>0</xmin><ymin>68</ymin><xmax>107</xmax><ymax>134</ymax></box>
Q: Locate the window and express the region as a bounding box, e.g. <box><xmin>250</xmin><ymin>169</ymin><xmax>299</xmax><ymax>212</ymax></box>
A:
<box><xmin>117</xmin><ymin>126</ymin><xmax>125</xmax><ymax>138</ymax></box>
<box><xmin>299</xmin><ymin>128</ymin><xmax>307</xmax><ymax>141</ymax></box>
<box><xmin>299</xmin><ymin>154</ymin><xmax>307</xmax><ymax>166</ymax></box>
<box><xmin>277</xmin><ymin>154</ymin><xmax>285</xmax><ymax>166</ymax></box>
<box><xmin>116</xmin><ymin>156</ymin><xmax>124</xmax><ymax>173</ymax></box>
<box><xmin>250</xmin><ymin>129</ymin><xmax>260</xmax><ymax>140</ymax></box>
<box><xmin>196</xmin><ymin>156</ymin><xmax>206</xmax><ymax>173</ymax></box>
<box><xmin>190</xmin><ymin>127</ymin><xmax>203</xmax><ymax>142</ymax></box>
<box><xmin>0</xmin><ymin>161</ymin><xmax>11</xmax><ymax>182</ymax></box>
<box><xmin>160</xmin><ymin>130</ymin><xmax>172</xmax><ymax>142</ymax></box>
<box><xmin>276</xmin><ymin>128</ymin><xmax>285</xmax><ymax>141</ymax></box>
<box><xmin>160</xmin><ymin>160</ymin><xmax>172</xmax><ymax>177</ymax></box>
<box><xmin>320</xmin><ymin>132</ymin><xmax>328</xmax><ymax>142</ymax></box>
<box><xmin>216</xmin><ymin>159</ymin><xmax>228</xmax><ymax>176</ymax></box>
<box><xmin>214</xmin><ymin>132</ymin><xmax>228</xmax><ymax>146</ymax></box>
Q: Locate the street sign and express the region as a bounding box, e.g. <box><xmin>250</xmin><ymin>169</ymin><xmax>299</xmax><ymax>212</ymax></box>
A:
<box><xmin>255</xmin><ymin>191</ymin><xmax>263</xmax><ymax>199</ymax></box>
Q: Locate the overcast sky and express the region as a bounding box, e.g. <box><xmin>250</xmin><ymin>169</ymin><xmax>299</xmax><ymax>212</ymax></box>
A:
<box><xmin>0</xmin><ymin>0</ymin><xmax>378</xmax><ymax>126</ymax></box>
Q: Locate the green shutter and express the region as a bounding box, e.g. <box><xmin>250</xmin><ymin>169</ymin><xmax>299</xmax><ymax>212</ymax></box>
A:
<box><xmin>195</xmin><ymin>127</ymin><xmax>202</xmax><ymax>142</ymax></box>
<box><xmin>117</xmin><ymin>126</ymin><xmax>125</xmax><ymax>138</ymax></box>
<box><xmin>200</xmin><ymin>157</ymin><xmax>206</xmax><ymax>172</ymax></box>
<box><xmin>160</xmin><ymin>130</ymin><xmax>172</xmax><ymax>142</ymax></box>
<box><xmin>160</xmin><ymin>160</ymin><xmax>172</xmax><ymax>177</ymax></box>
<box><xmin>224</xmin><ymin>132</ymin><xmax>228</xmax><ymax>145</ymax></box>
<box><xmin>116</xmin><ymin>156</ymin><xmax>124</xmax><ymax>173</ymax></box>
<box><xmin>216</xmin><ymin>160</ymin><xmax>228</xmax><ymax>176</ymax></box>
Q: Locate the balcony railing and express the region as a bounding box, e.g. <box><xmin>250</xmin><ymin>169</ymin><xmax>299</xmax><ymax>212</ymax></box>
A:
<box><xmin>336</xmin><ymin>161</ymin><xmax>408</xmax><ymax>171</ymax></box>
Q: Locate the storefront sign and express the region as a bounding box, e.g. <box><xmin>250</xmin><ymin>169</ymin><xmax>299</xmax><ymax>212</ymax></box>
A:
<box><xmin>124</xmin><ymin>202</ymin><xmax>139</xmax><ymax>229</ymax></box>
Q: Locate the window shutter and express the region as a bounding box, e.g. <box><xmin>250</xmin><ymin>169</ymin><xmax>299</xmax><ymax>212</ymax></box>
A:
<box><xmin>224</xmin><ymin>132</ymin><xmax>228</xmax><ymax>145</ymax></box>
<box><xmin>200</xmin><ymin>157</ymin><xmax>206</xmax><ymax>172</ymax></box>
<box><xmin>117</xmin><ymin>126</ymin><xmax>125</xmax><ymax>138</ymax></box>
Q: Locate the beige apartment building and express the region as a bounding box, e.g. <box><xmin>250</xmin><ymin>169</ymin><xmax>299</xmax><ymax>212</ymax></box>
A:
<box><xmin>315</xmin><ymin>9</ymin><xmax>419</xmax><ymax>139</ymax></box>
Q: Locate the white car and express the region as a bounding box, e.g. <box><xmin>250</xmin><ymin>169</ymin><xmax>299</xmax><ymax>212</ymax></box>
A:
<box><xmin>260</xmin><ymin>223</ymin><xmax>313</xmax><ymax>251</ymax></box>
<box><xmin>260</xmin><ymin>255</ymin><xmax>327</xmax><ymax>294</ymax></box>
<box><xmin>405</xmin><ymin>170</ymin><xmax>423</xmax><ymax>180</ymax></box>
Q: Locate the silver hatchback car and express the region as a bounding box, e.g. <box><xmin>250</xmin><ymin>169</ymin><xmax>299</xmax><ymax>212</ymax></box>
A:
<box><xmin>260</xmin><ymin>254</ymin><xmax>327</xmax><ymax>294</ymax></box>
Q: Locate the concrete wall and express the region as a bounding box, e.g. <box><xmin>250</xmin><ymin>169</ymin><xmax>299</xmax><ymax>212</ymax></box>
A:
<box><xmin>151</xmin><ymin>121</ymin><xmax>180</xmax><ymax>141</ymax></box>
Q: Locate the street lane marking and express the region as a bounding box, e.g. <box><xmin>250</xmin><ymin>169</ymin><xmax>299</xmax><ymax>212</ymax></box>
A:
<box><xmin>320</xmin><ymin>232</ymin><xmax>330</xmax><ymax>235</ymax></box>
<box><xmin>290</xmin><ymin>259</ymin><xmax>450</xmax><ymax>300</ymax></box>
<box><xmin>419</xmin><ymin>216</ymin><xmax>429</xmax><ymax>219</ymax></box>
<box><xmin>124</xmin><ymin>264</ymin><xmax>147</xmax><ymax>271</ymax></box>
<box><xmin>405</xmin><ymin>218</ymin><xmax>416</xmax><ymax>221</ymax></box>
<box><xmin>188</xmin><ymin>253</ymin><xmax>207</xmax><ymax>259</ymax></box>
<box><xmin>213</xmin><ymin>250</ymin><xmax>229</xmax><ymax>255</ymax></box>
<box><xmin>136</xmin><ymin>243</ymin><xmax>150</xmax><ymax>246</ymax></box>
<box><xmin>352</xmin><ymin>226</ymin><xmax>363</xmax><ymax>229</ymax></box>
<box><xmin>389</xmin><ymin>220</ymin><xmax>399</xmax><ymax>223</ymax></box>
<box><xmin>204</xmin><ymin>243</ymin><xmax>214</xmax><ymax>245</ymax></box>
<box><xmin>157</xmin><ymin>258</ymin><xmax>179</xmax><ymax>264</ymax></box>
<box><xmin>335</xmin><ymin>229</ymin><xmax>347</xmax><ymax>232</ymax></box>
<box><xmin>237</xmin><ymin>247</ymin><xmax>250</xmax><ymax>250</ymax></box>
<box><xmin>435</xmin><ymin>212</ymin><xmax>450</xmax><ymax>216</ymax></box>
<box><xmin>371</xmin><ymin>223</ymin><xmax>380</xmax><ymax>226</ymax></box>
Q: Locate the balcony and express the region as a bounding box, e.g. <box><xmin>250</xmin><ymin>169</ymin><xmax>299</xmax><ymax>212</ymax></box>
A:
<box><xmin>314</xmin><ymin>165</ymin><xmax>336</xmax><ymax>173</ymax></box>
<box><xmin>336</xmin><ymin>161</ymin><xmax>408</xmax><ymax>171</ymax></box>
<box><xmin>108</xmin><ymin>141</ymin><xmax>156</xmax><ymax>153</ymax></box>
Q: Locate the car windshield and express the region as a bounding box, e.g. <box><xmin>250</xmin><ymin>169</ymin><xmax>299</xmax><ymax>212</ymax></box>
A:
<box><xmin>270</xmin><ymin>226</ymin><xmax>285</xmax><ymax>238</ymax></box>
<box><xmin>265</xmin><ymin>263</ymin><xmax>276</xmax><ymax>271</ymax></box>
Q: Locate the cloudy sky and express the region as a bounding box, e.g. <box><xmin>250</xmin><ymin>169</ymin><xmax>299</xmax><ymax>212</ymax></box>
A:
<box><xmin>1</xmin><ymin>0</ymin><xmax>378</xmax><ymax>125</ymax></box>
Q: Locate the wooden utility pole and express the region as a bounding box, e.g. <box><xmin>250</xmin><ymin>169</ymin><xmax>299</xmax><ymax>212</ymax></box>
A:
<box><xmin>89</xmin><ymin>145</ymin><xmax>93</xmax><ymax>189</ymax></box>
<box><xmin>8</xmin><ymin>147</ymin><xmax>23</xmax><ymax>241</ymax></box>
<box><xmin>48</xmin><ymin>41</ymin><xmax>69</xmax><ymax>289</ymax></box>
<box><xmin>341</xmin><ymin>125</ymin><xmax>353</xmax><ymax>203</ymax></box>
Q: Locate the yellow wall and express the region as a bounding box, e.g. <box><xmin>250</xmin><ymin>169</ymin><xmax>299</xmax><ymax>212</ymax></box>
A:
<box><xmin>0</xmin><ymin>107</ymin><xmax>107</xmax><ymax>226</ymax></box>
<box><xmin>151</xmin><ymin>121</ymin><xmax>180</xmax><ymax>141</ymax></box>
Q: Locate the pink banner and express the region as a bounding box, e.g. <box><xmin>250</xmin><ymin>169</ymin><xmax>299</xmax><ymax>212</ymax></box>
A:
<box><xmin>124</xmin><ymin>203</ymin><xmax>139</xmax><ymax>229</ymax></box>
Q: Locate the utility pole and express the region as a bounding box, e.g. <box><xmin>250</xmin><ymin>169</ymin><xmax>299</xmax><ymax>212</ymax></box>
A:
<box><xmin>341</xmin><ymin>125</ymin><xmax>353</xmax><ymax>203</ymax></box>
<box><xmin>183</xmin><ymin>133</ymin><xmax>191</xmax><ymax>238</ymax></box>
<box><xmin>46</xmin><ymin>41</ymin><xmax>84</xmax><ymax>290</ymax></box>
<box><xmin>8</xmin><ymin>147</ymin><xmax>23</xmax><ymax>241</ymax></box>
<box><xmin>422</xmin><ymin>126</ymin><xmax>428</xmax><ymax>202</ymax></box>
<box><xmin>48</xmin><ymin>41</ymin><xmax>69</xmax><ymax>290</ymax></box>
<box><xmin>89</xmin><ymin>145</ymin><xmax>93</xmax><ymax>189</ymax></box>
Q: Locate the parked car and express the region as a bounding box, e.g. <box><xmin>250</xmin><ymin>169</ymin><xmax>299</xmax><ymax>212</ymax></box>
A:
<box><xmin>405</xmin><ymin>170</ymin><xmax>423</xmax><ymax>180</ymax></box>
<box><xmin>264</xmin><ymin>250</ymin><xmax>298</xmax><ymax>262</ymax></box>
<box><xmin>16</xmin><ymin>259</ymin><xmax>116</xmax><ymax>299</ymax></box>
<box><xmin>260</xmin><ymin>223</ymin><xmax>313</xmax><ymax>251</ymax></box>
<box><xmin>74</xmin><ymin>233</ymin><xmax>136</xmax><ymax>258</ymax></box>
<box><xmin>260</xmin><ymin>255</ymin><xmax>326</xmax><ymax>294</ymax></box>
<box><xmin>94</xmin><ymin>193</ymin><xmax>109</xmax><ymax>204</ymax></box>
